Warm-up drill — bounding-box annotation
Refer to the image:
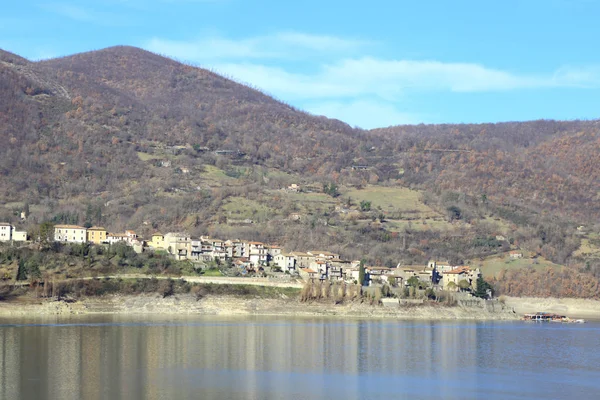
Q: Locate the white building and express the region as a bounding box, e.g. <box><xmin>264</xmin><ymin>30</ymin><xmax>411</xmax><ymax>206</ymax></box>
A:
<box><xmin>12</xmin><ymin>230</ymin><xmax>27</xmax><ymax>241</ymax></box>
<box><xmin>0</xmin><ymin>223</ymin><xmax>12</xmax><ymax>241</ymax></box>
<box><xmin>54</xmin><ymin>225</ymin><xmax>87</xmax><ymax>243</ymax></box>
<box><xmin>106</xmin><ymin>230</ymin><xmax>138</xmax><ymax>246</ymax></box>
<box><xmin>248</xmin><ymin>241</ymin><xmax>267</xmax><ymax>266</ymax></box>
<box><xmin>274</xmin><ymin>253</ymin><xmax>296</xmax><ymax>273</ymax></box>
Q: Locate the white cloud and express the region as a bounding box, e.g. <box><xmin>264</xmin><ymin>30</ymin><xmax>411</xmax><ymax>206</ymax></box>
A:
<box><xmin>42</xmin><ymin>3</ymin><xmax>131</xmax><ymax>25</ymax></box>
<box><xmin>143</xmin><ymin>32</ymin><xmax>600</xmax><ymax>126</ymax></box>
<box><xmin>212</xmin><ymin>58</ymin><xmax>600</xmax><ymax>102</ymax></box>
<box><xmin>49</xmin><ymin>4</ymin><xmax>94</xmax><ymax>21</ymax></box>
<box><xmin>552</xmin><ymin>65</ymin><xmax>600</xmax><ymax>87</ymax></box>
<box><xmin>305</xmin><ymin>99</ymin><xmax>426</xmax><ymax>129</ymax></box>
<box><xmin>144</xmin><ymin>32</ymin><xmax>368</xmax><ymax>61</ymax></box>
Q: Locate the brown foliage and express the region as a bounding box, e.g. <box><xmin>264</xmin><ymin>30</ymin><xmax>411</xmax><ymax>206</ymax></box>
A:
<box><xmin>490</xmin><ymin>267</ymin><xmax>600</xmax><ymax>299</ymax></box>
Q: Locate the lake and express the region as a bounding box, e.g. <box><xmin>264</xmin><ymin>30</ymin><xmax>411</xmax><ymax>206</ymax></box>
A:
<box><xmin>0</xmin><ymin>316</ymin><xmax>598</xmax><ymax>399</ymax></box>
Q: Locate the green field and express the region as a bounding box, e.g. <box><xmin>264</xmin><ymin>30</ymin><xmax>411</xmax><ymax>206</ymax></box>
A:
<box><xmin>279</xmin><ymin>191</ymin><xmax>338</xmax><ymax>213</ymax></box>
<box><xmin>199</xmin><ymin>165</ymin><xmax>244</xmax><ymax>185</ymax></box>
<box><xmin>574</xmin><ymin>238</ymin><xmax>600</xmax><ymax>257</ymax></box>
<box><xmin>221</xmin><ymin>197</ymin><xmax>277</xmax><ymax>221</ymax></box>
<box><xmin>344</xmin><ymin>186</ymin><xmax>439</xmax><ymax>216</ymax></box>
<box><xmin>201</xmin><ymin>268</ymin><xmax>224</xmax><ymax>277</ymax></box>
<box><xmin>385</xmin><ymin>218</ymin><xmax>457</xmax><ymax>232</ymax></box>
<box><xmin>136</xmin><ymin>151</ymin><xmax>164</xmax><ymax>161</ymax></box>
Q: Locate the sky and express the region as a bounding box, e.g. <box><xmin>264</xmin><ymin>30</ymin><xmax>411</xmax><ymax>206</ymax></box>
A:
<box><xmin>2</xmin><ymin>0</ymin><xmax>600</xmax><ymax>129</ymax></box>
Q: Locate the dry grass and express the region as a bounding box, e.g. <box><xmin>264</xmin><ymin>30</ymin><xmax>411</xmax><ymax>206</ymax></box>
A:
<box><xmin>478</xmin><ymin>254</ymin><xmax>562</xmax><ymax>279</ymax></box>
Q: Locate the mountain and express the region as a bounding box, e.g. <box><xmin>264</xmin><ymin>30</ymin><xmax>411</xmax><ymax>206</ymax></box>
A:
<box><xmin>373</xmin><ymin>120</ymin><xmax>600</xmax><ymax>221</ymax></box>
<box><xmin>2</xmin><ymin>45</ymin><xmax>600</xmax><ymax>294</ymax></box>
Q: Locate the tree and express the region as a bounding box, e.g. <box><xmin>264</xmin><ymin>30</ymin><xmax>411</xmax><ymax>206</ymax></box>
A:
<box><xmin>458</xmin><ymin>279</ymin><xmax>471</xmax><ymax>291</ymax></box>
<box><xmin>446</xmin><ymin>281</ymin><xmax>457</xmax><ymax>291</ymax></box>
<box><xmin>16</xmin><ymin>260</ymin><xmax>27</xmax><ymax>281</ymax></box>
<box><xmin>425</xmin><ymin>287</ymin><xmax>436</xmax><ymax>300</ymax></box>
<box><xmin>39</xmin><ymin>222</ymin><xmax>55</xmax><ymax>245</ymax></box>
<box><xmin>159</xmin><ymin>279</ymin><xmax>174</xmax><ymax>298</ymax></box>
<box><xmin>358</xmin><ymin>260</ymin><xmax>366</xmax><ymax>286</ymax></box>
<box><xmin>407</xmin><ymin>276</ymin><xmax>420</xmax><ymax>288</ymax></box>
<box><xmin>447</xmin><ymin>206</ymin><xmax>462</xmax><ymax>221</ymax></box>
<box><xmin>360</xmin><ymin>200</ymin><xmax>371</xmax><ymax>212</ymax></box>
<box><xmin>323</xmin><ymin>182</ymin><xmax>340</xmax><ymax>198</ymax></box>
<box><xmin>473</xmin><ymin>277</ymin><xmax>493</xmax><ymax>299</ymax></box>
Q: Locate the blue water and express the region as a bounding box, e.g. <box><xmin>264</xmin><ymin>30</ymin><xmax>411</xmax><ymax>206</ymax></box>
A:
<box><xmin>0</xmin><ymin>316</ymin><xmax>598</xmax><ymax>399</ymax></box>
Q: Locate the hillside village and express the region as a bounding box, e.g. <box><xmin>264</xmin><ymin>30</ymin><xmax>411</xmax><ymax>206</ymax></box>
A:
<box><xmin>0</xmin><ymin>221</ymin><xmax>486</xmax><ymax>294</ymax></box>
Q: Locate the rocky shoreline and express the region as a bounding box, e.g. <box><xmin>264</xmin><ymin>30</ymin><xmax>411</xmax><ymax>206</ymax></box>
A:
<box><xmin>504</xmin><ymin>296</ymin><xmax>600</xmax><ymax>320</ymax></box>
<box><xmin>0</xmin><ymin>294</ymin><xmax>520</xmax><ymax>320</ymax></box>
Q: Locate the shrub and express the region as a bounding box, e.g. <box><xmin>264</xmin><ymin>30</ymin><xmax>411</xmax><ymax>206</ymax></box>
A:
<box><xmin>158</xmin><ymin>279</ymin><xmax>174</xmax><ymax>298</ymax></box>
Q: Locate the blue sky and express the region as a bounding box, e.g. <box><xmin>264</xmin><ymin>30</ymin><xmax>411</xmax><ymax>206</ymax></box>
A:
<box><xmin>2</xmin><ymin>0</ymin><xmax>600</xmax><ymax>128</ymax></box>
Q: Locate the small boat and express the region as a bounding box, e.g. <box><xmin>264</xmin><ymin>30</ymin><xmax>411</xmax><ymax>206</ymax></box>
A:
<box><xmin>523</xmin><ymin>312</ymin><xmax>565</xmax><ymax>322</ymax></box>
<box><xmin>522</xmin><ymin>312</ymin><xmax>585</xmax><ymax>323</ymax></box>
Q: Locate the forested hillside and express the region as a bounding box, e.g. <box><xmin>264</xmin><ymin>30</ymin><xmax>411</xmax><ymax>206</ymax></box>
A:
<box><xmin>2</xmin><ymin>46</ymin><xmax>600</xmax><ymax>297</ymax></box>
<box><xmin>374</xmin><ymin>120</ymin><xmax>600</xmax><ymax>221</ymax></box>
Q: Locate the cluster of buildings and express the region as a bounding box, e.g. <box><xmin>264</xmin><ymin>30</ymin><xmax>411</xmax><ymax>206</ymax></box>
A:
<box><xmin>0</xmin><ymin>223</ymin><xmax>28</xmax><ymax>242</ymax></box>
<box><xmin>54</xmin><ymin>225</ymin><xmax>142</xmax><ymax>249</ymax></box>
<box><xmin>2</xmin><ymin>222</ymin><xmax>482</xmax><ymax>291</ymax></box>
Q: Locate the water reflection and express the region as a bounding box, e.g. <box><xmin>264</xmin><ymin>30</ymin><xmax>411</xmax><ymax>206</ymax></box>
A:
<box><xmin>0</xmin><ymin>317</ymin><xmax>599</xmax><ymax>399</ymax></box>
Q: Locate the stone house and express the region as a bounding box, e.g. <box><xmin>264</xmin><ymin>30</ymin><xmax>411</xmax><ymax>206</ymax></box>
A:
<box><xmin>299</xmin><ymin>268</ymin><xmax>318</xmax><ymax>281</ymax></box>
<box><xmin>427</xmin><ymin>260</ymin><xmax>453</xmax><ymax>273</ymax></box>
<box><xmin>509</xmin><ymin>251</ymin><xmax>523</xmax><ymax>259</ymax></box>
<box><xmin>365</xmin><ymin>266</ymin><xmax>391</xmax><ymax>285</ymax></box>
<box><xmin>164</xmin><ymin>232</ymin><xmax>191</xmax><ymax>260</ymax></box>
<box><xmin>290</xmin><ymin>252</ymin><xmax>316</xmax><ymax>268</ymax></box>
<box><xmin>267</xmin><ymin>245</ymin><xmax>282</xmax><ymax>261</ymax></box>
<box><xmin>441</xmin><ymin>266</ymin><xmax>481</xmax><ymax>291</ymax></box>
<box><xmin>307</xmin><ymin>250</ymin><xmax>340</xmax><ymax>261</ymax></box>
<box><xmin>226</xmin><ymin>240</ymin><xmax>248</xmax><ymax>258</ymax></box>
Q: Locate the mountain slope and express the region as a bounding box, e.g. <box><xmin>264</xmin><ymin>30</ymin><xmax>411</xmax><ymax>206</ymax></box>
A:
<box><xmin>1</xmin><ymin>46</ymin><xmax>380</xmax><ymax>207</ymax></box>
<box><xmin>372</xmin><ymin>120</ymin><xmax>600</xmax><ymax>221</ymax></box>
<box><xmin>36</xmin><ymin>46</ymin><xmax>374</xmax><ymax>163</ymax></box>
<box><xmin>2</xmin><ymin>45</ymin><xmax>600</xmax><ymax>225</ymax></box>
<box><xmin>3</xmin><ymin>46</ymin><xmax>600</xmax><ymax>293</ymax></box>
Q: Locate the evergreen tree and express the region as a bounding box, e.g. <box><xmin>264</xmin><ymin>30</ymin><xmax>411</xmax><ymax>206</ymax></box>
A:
<box><xmin>358</xmin><ymin>260</ymin><xmax>366</xmax><ymax>286</ymax></box>
<box><xmin>473</xmin><ymin>277</ymin><xmax>493</xmax><ymax>299</ymax></box>
<box><xmin>16</xmin><ymin>260</ymin><xmax>27</xmax><ymax>281</ymax></box>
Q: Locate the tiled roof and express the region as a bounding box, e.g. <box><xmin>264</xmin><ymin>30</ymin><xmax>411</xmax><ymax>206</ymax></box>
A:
<box><xmin>301</xmin><ymin>268</ymin><xmax>317</xmax><ymax>274</ymax></box>
<box><xmin>54</xmin><ymin>224</ymin><xmax>86</xmax><ymax>229</ymax></box>
<box><xmin>444</xmin><ymin>266</ymin><xmax>471</xmax><ymax>274</ymax></box>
